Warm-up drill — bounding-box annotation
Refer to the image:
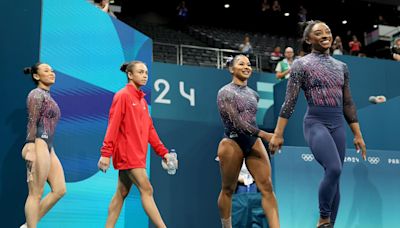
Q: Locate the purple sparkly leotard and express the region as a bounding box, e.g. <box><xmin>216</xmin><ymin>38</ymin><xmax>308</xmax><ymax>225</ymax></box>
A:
<box><xmin>26</xmin><ymin>88</ymin><xmax>61</xmax><ymax>151</ymax></box>
<box><xmin>279</xmin><ymin>52</ymin><xmax>358</xmax><ymax>123</ymax></box>
<box><xmin>217</xmin><ymin>82</ymin><xmax>260</xmax><ymax>154</ymax></box>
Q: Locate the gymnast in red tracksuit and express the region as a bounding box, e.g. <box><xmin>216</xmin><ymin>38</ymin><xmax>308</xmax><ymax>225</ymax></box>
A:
<box><xmin>98</xmin><ymin>61</ymin><xmax>172</xmax><ymax>228</ymax></box>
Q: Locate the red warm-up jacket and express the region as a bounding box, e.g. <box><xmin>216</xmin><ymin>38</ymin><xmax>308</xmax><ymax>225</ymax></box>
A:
<box><xmin>101</xmin><ymin>83</ymin><xmax>168</xmax><ymax>170</ymax></box>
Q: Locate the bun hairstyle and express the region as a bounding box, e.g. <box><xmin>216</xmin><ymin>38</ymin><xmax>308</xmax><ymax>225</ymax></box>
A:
<box><xmin>225</xmin><ymin>56</ymin><xmax>234</xmax><ymax>68</ymax></box>
<box><xmin>120</xmin><ymin>63</ymin><xmax>129</xmax><ymax>72</ymax></box>
<box><xmin>120</xmin><ymin>61</ymin><xmax>146</xmax><ymax>82</ymax></box>
<box><xmin>225</xmin><ymin>54</ymin><xmax>247</xmax><ymax>69</ymax></box>
<box><xmin>23</xmin><ymin>62</ymin><xmax>43</xmax><ymax>84</ymax></box>
<box><xmin>23</xmin><ymin>67</ymin><xmax>33</xmax><ymax>75</ymax></box>
<box><xmin>120</xmin><ymin>61</ymin><xmax>145</xmax><ymax>73</ymax></box>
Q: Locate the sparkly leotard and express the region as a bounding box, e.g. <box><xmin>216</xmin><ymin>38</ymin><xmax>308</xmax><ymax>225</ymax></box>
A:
<box><xmin>26</xmin><ymin>88</ymin><xmax>61</xmax><ymax>151</ymax></box>
<box><xmin>279</xmin><ymin>52</ymin><xmax>357</xmax><ymax>123</ymax></box>
<box><xmin>217</xmin><ymin>82</ymin><xmax>260</xmax><ymax>154</ymax></box>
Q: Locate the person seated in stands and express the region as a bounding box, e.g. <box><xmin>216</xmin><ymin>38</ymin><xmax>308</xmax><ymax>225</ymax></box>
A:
<box><xmin>275</xmin><ymin>47</ymin><xmax>294</xmax><ymax>80</ymax></box>
<box><xmin>270</xmin><ymin>46</ymin><xmax>283</xmax><ymax>61</ymax></box>
<box><xmin>239</xmin><ymin>35</ymin><xmax>253</xmax><ymax>55</ymax></box>
<box><xmin>269</xmin><ymin>46</ymin><xmax>283</xmax><ymax>71</ymax></box>
<box><xmin>92</xmin><ymin>0</ymin><xmax>116</xmax><ymax>17</ymax></box>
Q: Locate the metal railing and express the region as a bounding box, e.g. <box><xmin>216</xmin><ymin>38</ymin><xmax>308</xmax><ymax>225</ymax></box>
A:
<box><xmin>180</xmin><ymin>44</ymin><xmax>220</xmax><ymax>68</ymax></box>
<box><xmin>153</xmin><ymin>42</ymin><xmax>265</xmax><ymax>71</ymax></box>
<box><xmin>153</xmin><ymin>42</ymin><xmax>180</xmax><ymax>64</ymax></box>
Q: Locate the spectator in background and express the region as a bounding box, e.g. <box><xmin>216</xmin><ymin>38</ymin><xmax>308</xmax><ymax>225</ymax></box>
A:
<box><xmin>275</xmin><ymin>47</ymin><xmax>294</xmax><ymax>80</ymax></box>
<box><xmin>332</xmin><ymin>36</ymin><xmax>344</xmax><ymax>55</ymax></box>
<box><xmin>259</xmin><ymin>0</ymin><xmax>272</xmax><ymax>32</ymax></box>
<box><xmin>296</xmin><ymin>5</ymin><xmax>308</xmax><ymax>36</ymax></box>
<box><xmin>233</xmin><ymin>161</ymin><xmax>269</xmax><ymax>228</ymax></box>
<box><xmin>270</xmin><ymin>46</ymin><xmax>283</xmax><ymax>61</ymax></box>
<box><xmin>176</xmin><ymin>1</ymin><xmax>189</xmax><ymax>30</ymax></box>
<box><xmin>349</xmin><ymin>35</ymin><xmax>362</xmax><ymax>56</ymax></box>
<box><xmin>271</xmin><ymin>0</ymin><xmax>281</xmax><ymax>13</ymax></box>
<box><xmin>215</xmin><ymin>157</ymin><xmax>268</xmax><ymax>228</ymax></box>
<box><xmin>239</xmin><ymin>35</ymin><xmax>254</xmax><ymax>55</ymax></box>
<box><xmin>269</xmin><ymin>46</ymin><xmax>283</xmax><ymax>71</ymax></box>
<box><xmin>392</xmin><ymin>38</ymin><xmax>400</xmax><ymax>61</ymax></box>
<box><xmin>261</xmin><ymin>0</ymin><xmax>271</xmax><ymax>13</ymax></box>
<box><xmin>270</xmin><ymin>0</ymin><xmax>282</xmax><ymax>33</ymax></box>
<box><xmin>298</xmin><ymin>5</ymin><xmax>307</xmax><ymax>23</ymax></box>
<box><xmin>93</xmin><ymin>0</ymin><xmax>116</xmax><ymax>17</ymax></box>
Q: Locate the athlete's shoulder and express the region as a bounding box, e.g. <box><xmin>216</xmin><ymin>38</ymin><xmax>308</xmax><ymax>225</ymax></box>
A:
<box><xmin>218</xmin><ymin>83</ymin><xmax>236</xmax><ymax>99</ymax></box>
<box><xmin>27</xmin><ymin>88</ymin><xmax>45</xmax><ymax>100</ymax></box>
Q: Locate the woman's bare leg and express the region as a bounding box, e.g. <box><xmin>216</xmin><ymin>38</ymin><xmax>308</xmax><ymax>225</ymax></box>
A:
<box><xmin>127</xmin><ymin>168</ymin><xmax>166</xmax><ymax>228</ymax></box>
<box><xmin>24</xmin><ymin>139</ymin><xmax>51</xmax><ymax>228</ymax></box>
<box><xmin>36</xmin><ymin>149</ymin><xmax>66</xmax><ymax>219</ymax></box>
<box><xmin>217</xmin><ymin>138</ymin><xmax>244</xmax><ymax>227</ymax></box>
<box><xmin>245</xmin><ymin>139</ymin><xmax>280</xmax><ymax>228</ymax></box>
<box><xmin>106</xmin><ymin>170</ymin><xmax>133</xmax><ymax>228</ymax></box>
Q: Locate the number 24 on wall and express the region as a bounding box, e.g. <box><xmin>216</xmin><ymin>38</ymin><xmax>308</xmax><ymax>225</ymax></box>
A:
<box><xmin>154</xmin><ymin>79</ymin><xmax>195</xmax><ymax>106</ymax></box>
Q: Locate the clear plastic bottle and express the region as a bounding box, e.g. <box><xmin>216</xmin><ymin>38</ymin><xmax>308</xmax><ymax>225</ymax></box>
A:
<box><xmin>167</xmin><ymin>149</ymin><xmax>177</xmax><ymax>175</ymax></box>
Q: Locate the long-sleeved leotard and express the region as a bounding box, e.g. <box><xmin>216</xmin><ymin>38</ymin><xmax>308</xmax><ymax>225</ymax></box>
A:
<box><xmin>26</xmin><ymin>88</ymin><xmax>61</xmax><ymax>151</ymax></box>
<box><xmin>217</xmin><ymin>82</ymin><xmax>261</xmax><ymax>154</ymax></box>
<box><xmin>217</xmin><ymin>82</ymin><xmax>260</xmax><ymax>137</ymax></box>
<box><xmin>279</xmin><ymin>52</ymin><xmax>358</xmax><ymax>124</ymax></box>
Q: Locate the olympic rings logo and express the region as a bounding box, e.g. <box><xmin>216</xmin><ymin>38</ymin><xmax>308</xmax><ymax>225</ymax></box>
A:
<box><xmin>301</xmin><ymin>154</ymin><xmax>314</xmax><ymax>162</ymax></box>
<box><xmin>367</xmin><ymin>157</ymin><xmax>380</xmax><ymax>165</ymax></box>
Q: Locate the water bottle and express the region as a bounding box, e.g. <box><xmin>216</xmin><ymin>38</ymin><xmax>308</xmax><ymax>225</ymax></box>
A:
<box><xmin>167</xmin><ymin>149</ymin><xmax>177</xmax><ymax>175</ymax></box>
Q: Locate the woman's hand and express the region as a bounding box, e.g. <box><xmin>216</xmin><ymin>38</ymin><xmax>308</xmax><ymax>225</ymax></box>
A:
<box><xmin>22</xmin><ymin>143</ymin><xmax>36</xmax><ymax>182</ymax></box>
<box><xmin>259</xmin><ymin>130</ymin><xmax>273</xmax><ymax>142</ymax></box>
<box><xmin>268</xmin><ymin>134</ymin><xmax>284</xmax><ymax>154</ymax></box>
<box><xmin>98</xmin><ymin>156</ymin><xmax>110</xmax><ymax>173</ymax></box>
<box><xmin>354</xmin><ymin>135</ymin><xmax>367</xmax><ymax>161</ymax></box>
<box><xmin>163</xmin><ymin>153</ymin><xmax>178</xmax><ymax>170</ymax></box>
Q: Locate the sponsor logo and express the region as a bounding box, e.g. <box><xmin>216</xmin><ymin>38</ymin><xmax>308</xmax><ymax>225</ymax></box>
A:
<box><xmin>41</xmin><ymin>133</ymin><xmax>48</xmax><ymax>139</ymax></box>
<box><xmin>229</xmin><ymin>132</ymin><xmax>238</xmax><ymax>138</ymax></box>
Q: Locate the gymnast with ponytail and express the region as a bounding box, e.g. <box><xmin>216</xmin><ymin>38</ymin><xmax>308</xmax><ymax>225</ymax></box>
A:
<box><xmin>20</xmin><ymin>63</ymin><xmax>66</xmax><ymax>228</ymax></box>
<box><xmin>98</xmin><ymin>61</ymin><xmax>174</xmax><ymax>228</ymax></box>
